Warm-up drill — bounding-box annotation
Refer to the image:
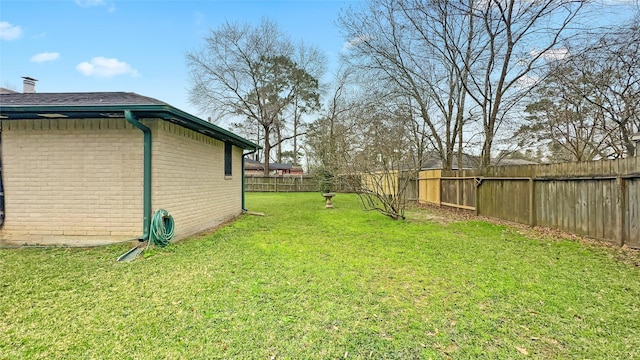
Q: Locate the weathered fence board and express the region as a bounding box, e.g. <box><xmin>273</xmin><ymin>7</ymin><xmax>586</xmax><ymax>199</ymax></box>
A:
<box><xmin>439</xmin><ymin>170</ymin><xmax>479</xmax><ymax>210</ymax></box>
<box><xmin>417</xmin><ymin>156</ymin><xmax>640</xmax><ymax>247</ymax></box>
<box><xmin>244</xmin><ymin>176</ymin><xmax>318</xmax><ymax>192</ymax></box>
<box><xmin>624</xmin><ymin>155</ymin><xmax>640</xmax><ymax>247</ymax></box>
<box><xmin>244</xmin><ymin>175</ymin><xmax>355</xmax><ymax>193</ymax></box>
<box><xmin>399</xmin><ymin>172</ymin><xmax>419</xmax><ymax>201</ymax></box>
<box><xmin>628</xmin><ymin>177</ymin><xmax>640</xmax><ymax>247</ymax></box>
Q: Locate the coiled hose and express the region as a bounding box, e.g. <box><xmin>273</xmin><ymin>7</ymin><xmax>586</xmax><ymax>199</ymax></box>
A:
<box><xmin>148</xmin><ymin>209</ymin><xmax>174</xmax><ymax>248</ymax></box>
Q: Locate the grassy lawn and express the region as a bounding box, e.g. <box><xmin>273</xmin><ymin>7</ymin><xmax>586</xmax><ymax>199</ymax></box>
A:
<box><xmin>1</xmin><ymin>192</ymin><xmax>640</xmax><ymax>359</ymax></box>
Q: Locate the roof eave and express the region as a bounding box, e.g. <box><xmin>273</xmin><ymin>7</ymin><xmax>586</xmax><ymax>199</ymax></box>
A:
<box><xmin>0</xmin><ymin>104</ymin><xmax>261</xmax><ymax>151</ymax></box>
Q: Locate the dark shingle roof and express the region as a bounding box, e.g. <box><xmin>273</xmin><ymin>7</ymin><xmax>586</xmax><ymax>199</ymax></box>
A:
<box><xmin>416</xmin><ymin>152</ymin><xmax>538</xmax><ymax>170</ymax></box>
<box><xmin>493</xmin><ymin>158</ymin><xmax>538</xmax><ymax>166</ymax></box>
<box><xmin>418</xmin><ymin>152</ymin><xmax>479</xmax><ymax>170</ymax></box>
<box><xmin>0</xmin><ymin>92</ymin><xmax>260</xmax><ymax>151</ymax></box>
<box><xmin>0</xmin><ymin>92</ymin><xmax>166</xmax><ymax>106</ymax></box>
<box><xmin>244</xmin><ymin>159</ymin><xmax>294</xmax><ymax>171</ymax></box>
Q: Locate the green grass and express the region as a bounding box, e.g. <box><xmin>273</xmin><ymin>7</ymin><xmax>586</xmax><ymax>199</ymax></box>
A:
<box><xmin>1</xmin><ymin>192</ymin><xmax>639</xmax><ymax>359</ymax></box>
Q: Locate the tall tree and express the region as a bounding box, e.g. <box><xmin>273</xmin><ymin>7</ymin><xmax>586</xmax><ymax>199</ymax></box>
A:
<box><xmin>516</xmin><ymin>13</ymin><xmax>640</xmax><ymax>159</ymax></box>
<box><xmin>572</xmin><ymin>15</ymin><xmax>640</xmax><ymax>157</ymax></box>
<box><xmin>458</xmin><ymin>0</ymin><xmax>585</xmax><ymax>166</ymax></box>
<box><xmin>306</xmin><ymin>65</ymin><xmax>359</xmax><ymax>174</ymax></box>
<box><xmin>339</xmin><ymin>0</ymin><xmax>472</xmax><ymax>170</ymax></box>
<box><xmin>339</xmin><ymin>0</ymin><xmax>585</xmax><ymax>168</ymax></box>
<box><xmin>186</xmin><ymin>19</ymin><xmax>322</xmax><ymax>174</ymax></box>
<box><xmin>288</xmin><ymin>42</ymin><xmax>327</xmax><ymax>166</ymax></box>
<box><xmin>308</xmin><ymin>67</ymin><xmax>425</xmax><ymax>220</ymax></box>
<box><xmin>518</xmin><ymin>92</ymin><xmax>606</xmax><ymax>162</ymax></box>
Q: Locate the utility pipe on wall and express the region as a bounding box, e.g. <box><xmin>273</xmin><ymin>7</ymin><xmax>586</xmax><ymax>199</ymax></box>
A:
<box><xmin>242</xmin><ymin>149</ymin><xmax>258</xmax><ymax>211</ymax></box>
<box><xmin>124</xmin><ymin>110</ymin><xmax>151</xmax><ymax>241</ymax></box>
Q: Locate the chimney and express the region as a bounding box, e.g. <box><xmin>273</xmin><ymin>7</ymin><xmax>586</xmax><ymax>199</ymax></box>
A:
<box><xmin>22</xmin><ymin>76</ymin><xmax>38</xmax><ymax>93</ymax></box>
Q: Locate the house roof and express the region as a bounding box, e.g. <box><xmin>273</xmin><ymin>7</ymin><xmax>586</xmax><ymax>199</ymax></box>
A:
<box><xmin>0</xmin><ymin>92</ymin><xmax>260</xmax><ymax>151</ymax></box>
<box><xmin>418</xmin><ymin>151</ymin><xmax>540</xmax><ymax>170</ymax></box>
<box><xmin>0</xmin><ymin>88</ymin><xmax>18</xmax><ymax>94</ymax></box>
<box><xmin>245</xmin><ymin>159</ymin><xmax>302</xmax><ymax>171</ymax></box>
<box><xmin>417</xmin><ymin>152</ymin><xmax>479</xmax><ymax>170</ymax></box>
<box><xmin>493</xmin><ymin>158</ymin><xmax>538</xmax><ymax>166</ymax></box>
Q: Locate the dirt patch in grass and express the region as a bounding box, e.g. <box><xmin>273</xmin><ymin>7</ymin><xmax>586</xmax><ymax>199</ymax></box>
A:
<box><xmin>404</xmin><ymin>208</ymin><xmax>457</xmax><ymax>225</ymax></box>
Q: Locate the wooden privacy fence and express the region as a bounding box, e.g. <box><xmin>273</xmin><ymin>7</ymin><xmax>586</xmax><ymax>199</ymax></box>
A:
<box><xmin>418</xmin><ymin>156</ymin><xmax>640</xmax><ymax>248</ymax></box>
<box><xmin>360</xmin><ymin>171</ymin><xmax>401</xmax><ymax>196</ymax></box>
<box><xmin>244</xmin><ymin>175</ymin><xmax>354</xmax><ymax>193</ymax></box>
<box><xmin>245</xmin><ymin>176</ymin><xmax>318</xmax><ymax>192</ymax></box>
<box><xmin>419</xmin><ymin>169</ymin><xmax>479</xmax><ymax>210</ymax></box>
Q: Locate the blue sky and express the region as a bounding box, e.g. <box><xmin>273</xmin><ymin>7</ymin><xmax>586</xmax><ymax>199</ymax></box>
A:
<box><xmin>0</xmin><ymin>0</ymin><xmax>357</xmax><ymax>117</ymax></box>
<box><xmin>1</xmin><ymin>0</ymin><xmax>636</xmax><ymax>120</ymax></box>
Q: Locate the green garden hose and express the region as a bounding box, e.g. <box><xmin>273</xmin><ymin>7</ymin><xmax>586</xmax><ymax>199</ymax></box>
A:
<box><xmin>148</xmin><ymin>209</ymin><xmax>174</xmax><ymax>248</ymax></box>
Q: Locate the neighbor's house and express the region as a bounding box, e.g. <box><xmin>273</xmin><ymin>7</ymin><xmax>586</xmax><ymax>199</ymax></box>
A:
<box><xmin>0</xmin><ymin>91</ymin><xmax>259</xmax><ymax>246</ymax></box>
<box><xmin>244</xmin><ymin>158</ymin><xmax>304</xmax><ymax>176</ymax></box>
<box><xmin>418</xmin><ymin>152</ymin><xmax>538</xmax><ymax>170</ymax></box>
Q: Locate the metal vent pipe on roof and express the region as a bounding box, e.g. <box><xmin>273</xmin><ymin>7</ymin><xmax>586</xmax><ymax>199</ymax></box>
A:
<box><xmin>22</xmin><ymin>76</ymin><xmax>37</xmax><ymax>94</ymax></box>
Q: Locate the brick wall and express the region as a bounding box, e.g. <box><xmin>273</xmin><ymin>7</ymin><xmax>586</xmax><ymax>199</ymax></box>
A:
<box><xmin>0</xmin><ymin>118</ymin><xmax>244</xmax><ymax>246</ymax></box>
<box><xmin>0</xmin><ymin>119</ymin><xmax>143</xmax><ymax>245</ymax></box>
<box><xmin>150</xmin><ymin>120</ymin><xmax>243</xmax><ymax>241</ymax></box>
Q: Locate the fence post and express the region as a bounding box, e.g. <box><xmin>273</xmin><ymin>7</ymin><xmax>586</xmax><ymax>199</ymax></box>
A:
<box><xmin>617</xmin><ymin>176</ymin><xmax>626</xmax><ymax>246</ymax></box>
<box><xmin>529</xmin><ymin>177</ymin><xmax>536</xmax><ymax>227</ymax></box>
<box><xmin>456</xmin><ymin>171</ymin><xmax>461</xmax><ymax>207</ymax></box>
<box><xmin>475</xmin><ymin>171</ymin><xmax>480</xmax><ymax>216</ymax></box>
<box><xmin>437</xmin><ymin>172</ymin><xmax>442</xmax><ymax>206</ymax></box>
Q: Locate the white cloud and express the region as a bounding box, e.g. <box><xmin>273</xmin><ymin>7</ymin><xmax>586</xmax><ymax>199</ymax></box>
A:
<box><xmin>531</xmin><ymin>47</ymin><xmax>570</xmax><ymax>62</ymax></box>
<box><xmin>0</xmin><ymin>21</ymin><xmax>23</xmax><ymax>41</ymax></box>
<box><xmin>516</xmin><ymin>74</ymin><xmax>541</xmax><ymax>88</ymax></box>
<box><xmin>76</xmin><ymin>57</ymin><xmax>139</xmax><ymax>78</ymax></box>
<box><xmin>75</xmin><ymin>0</ymin><xmax>106</xmax><ymax>7</ymax></box>
<box><xmin>30</xmin><ymin>52</ymin><xmax>60</xmax><ymax>63</ymax></box>
<box><xmin>75</xmin><ymin>0</ymin><xmax>116</xmax><ymax>12</ymax></box>
<box><xmin>343</xmin><ymin>34</ymin><xmax>371</xmax><ymax>51</ymax></box>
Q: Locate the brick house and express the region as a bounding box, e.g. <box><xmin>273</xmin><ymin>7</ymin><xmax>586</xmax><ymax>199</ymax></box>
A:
<box><xmin>244</xmin><ymin>159</ymin><xmax>304</xmax><ymax>176</ymax></box>
<box><xmin>0</xmin><ymin>92</ymin><xmax>259</xmax><ymax>246</ymax></box>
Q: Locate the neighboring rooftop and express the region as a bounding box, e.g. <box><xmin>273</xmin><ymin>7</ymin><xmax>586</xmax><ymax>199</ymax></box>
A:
<box><xmin>245</xmin><ymin>159</ymin><xmax>303</xmax><ymax>172</ymax></box>
<box><xmin>493</xmin><ymin>158</ymin><xmax>539</xmax><ymax>166</ymax></box>
<box><xmin>415</xmin><ymin>152</ymin><xmax>539</xmax><ymax>170</ymax></box>
<box><xmin>0</xmin><ymin>88</ymin><xmax>19</xmax><ymax>95</ymax></box>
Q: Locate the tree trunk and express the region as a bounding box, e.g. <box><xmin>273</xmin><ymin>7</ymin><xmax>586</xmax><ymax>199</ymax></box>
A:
<box><xmin>263</xmin><ymin>127</ymin><xmax>271</xmax><ymax>175</ymax></box>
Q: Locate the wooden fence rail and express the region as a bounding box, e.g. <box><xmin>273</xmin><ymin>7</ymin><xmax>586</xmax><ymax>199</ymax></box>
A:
<box><xmin>244</xmin><ymin>176</ymin><xmax>319</xmax><ymax>192</ymax></box>
<box><xmin>245</xmin><ymin>157</ymin><xmax>639</xmax><ymax>247</ymax></box>
<box><xmin>417</xmin><ymin>156</ymin><xmax>640</xmax><ymax>248</ymax></box>
<box><xmin>244</xmin><ymin>175</ymin><xmax>361</xmax><ymax>193</ymax></box>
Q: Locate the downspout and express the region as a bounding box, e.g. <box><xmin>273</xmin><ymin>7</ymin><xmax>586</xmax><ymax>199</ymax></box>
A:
<box><xmin>124</xmin><ymin>110</ymin><xmax>151</xmax><ymax>241</ymax></box>
<box><xmin>0</xmin><ymin>120</ymin><xmax>4</xmax><ymax>228</ymax></box>
<box><xmin>242</xmin><ymin>149</ymin><xmax>258</xmax><ymax>212</ymax></box>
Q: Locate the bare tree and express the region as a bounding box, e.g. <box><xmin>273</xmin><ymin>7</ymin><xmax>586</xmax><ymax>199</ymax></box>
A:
<box><xmin>339</xmin><ymin>0</ymin><xmax>472</xmax><ymax>170</ymax></box>
<box><xmin>339</xmin><ymin>0</ymin><xmax>585</xmax><ymax>168</ymax></box>
<box><xmin>307</xmin><ymin>65</ymin><xmax>356</xmax><ymax>171</ymax></box>
<box><xmin>515</xmin><ymin>13</ymin><xmax>640</xmax><ymax>159</ymax></box>
<box><xmin>454</xmin><ymin>0</ymin><xmax>586</xmax><ymax>166</ymax></box>
<box><xmin>289</xmin><ymin>42</ymin><xmax>327</xmax><ymax>166</ymax></box>
<box><xmin>571</xmin><ymin>15</ymin><xmax>640</xmax><ymax>157</ymax></box>
<box><xmin>186</xmin><ymin>19</ymin><xmax>323</xmax><ymax>174</ymax></box>
<box><xmin>307</xmin><ymin>63</ymin><xmax>431</xmax><ymax>219</ymax></box>
<box><xmin>518</xmin><ymin>92</ymin><xmax>607</xmax><ymax>162</ymax></box>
